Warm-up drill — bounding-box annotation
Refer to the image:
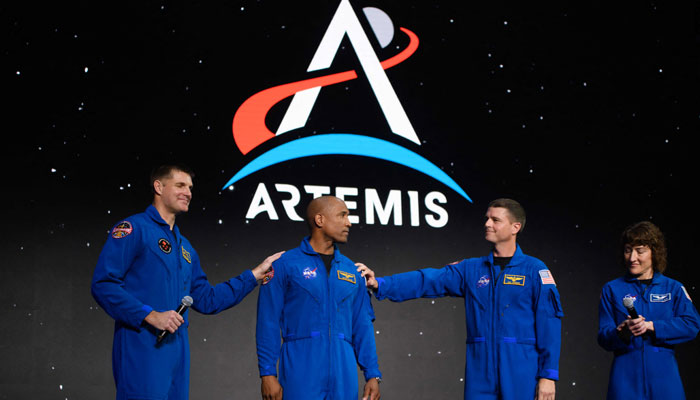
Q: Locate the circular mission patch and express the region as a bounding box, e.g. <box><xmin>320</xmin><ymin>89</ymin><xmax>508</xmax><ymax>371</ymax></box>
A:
<box><xmin>111</xmin><ymin>221</ymin><xmax>133</xmax><ymax>239</ymax></box>
<box><xmin>158</xmin><ymin>238</ymin><xmax>172</xmax><ymax>254</ymax></box>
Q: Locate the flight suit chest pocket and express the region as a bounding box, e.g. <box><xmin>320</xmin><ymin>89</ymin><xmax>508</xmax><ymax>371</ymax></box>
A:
<box><xmin>147</xmin><ymin>239</ymin><xmax>177</xmax><ymax>280</ymax></box>
<box><xmin>498</xmin><ymin>274</ymin><xmax>534</xmax><ymax>318</ymax></box>
<box><xmin>288</xmin><ymin>270</ymin><xmax>323</xmax><ymax>304</ymax></box>
<box><xmin>647</xmin><ymin>292</ymin><xmax>673</xmax><ymax>319</ymax></box>
<box><xmin>500</xmin><ymin>274</ymin><xmax>530</xmax><ymax>301</ymax></box>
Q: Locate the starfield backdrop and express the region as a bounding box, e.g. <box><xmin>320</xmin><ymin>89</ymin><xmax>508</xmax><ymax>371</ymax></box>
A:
<box><xmin>2</xmin><ymin>1</ymin><xmax>698</xmax><ymax>398</ymax></box>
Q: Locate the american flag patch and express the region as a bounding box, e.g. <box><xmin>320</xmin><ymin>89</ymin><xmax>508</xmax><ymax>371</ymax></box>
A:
<box><xmin>539</xmin><ymin>269</ymin><xmax>556</xmax><ymax>285</ymax></box>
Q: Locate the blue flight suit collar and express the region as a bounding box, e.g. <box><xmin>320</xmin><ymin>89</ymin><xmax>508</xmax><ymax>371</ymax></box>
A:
<box><xmin>145</xmin><ymin>204</ymin><xmax>182</xmax><ymax>238</ymax></box>
<box><xmin>486</xmin><ymin>243</ymin><xmax>525</xmax><ymax>267</ymax></box>
<box><xmin>622</xmin><ymin>271</ymin><xmax>663</xmax><ymax>285</ymax></box>
<box><xmin>296</xmin><ymin>236</ymin><xmax>357</xmax><ymax>301</ymax></box>
<box><xmin>299</xmin><ymin>236</ymin><xmax>339</xmax><ymax>257</ymax></box>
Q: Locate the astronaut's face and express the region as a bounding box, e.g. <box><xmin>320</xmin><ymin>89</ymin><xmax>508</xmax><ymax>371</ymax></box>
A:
<box><xmin>624</xmin><ymin>244</ymin><xmax>654</xmax><ymax>279</ymax></box>
<box><xmin>156</xmin><ymin>170</ymin><xmax>193</xmax><ymax>215</ymax></box>
<box><xmin>484</xmin><ymin>207</ymin><xmax>520</xmax><ymax>245</ymax></box>
<box><xmin>319</xmin><ymin>198</ymin><xmax>351</xmax><ymax>244</ymax></box>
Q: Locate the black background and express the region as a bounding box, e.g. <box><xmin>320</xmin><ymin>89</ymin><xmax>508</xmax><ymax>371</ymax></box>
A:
<box><xmin>2</xmin><ymin>1</ymin><xmax>698</xmax><ymax>398</ymax></box>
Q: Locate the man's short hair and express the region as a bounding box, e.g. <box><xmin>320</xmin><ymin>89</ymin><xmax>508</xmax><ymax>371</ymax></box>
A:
<box><xmin>487</xmin><ymin>198</ymin><xmax>526</xmax><ymax>232</ymax></box>
<box><xmin>620</xmin><ymin>221</ymin><xmax>667</xmax><ymax>273</ymax></box>
<box><xmin>150</xmin><ymin>164</ymin><xmax>195</xmax><ymax>194</ymax></box>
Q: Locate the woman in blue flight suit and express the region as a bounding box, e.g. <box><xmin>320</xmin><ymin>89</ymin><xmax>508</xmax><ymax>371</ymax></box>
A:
<box><xmin>598</xmin><ymin>221</ymin><xmax>700</xmax><ymax>399</ymax></box>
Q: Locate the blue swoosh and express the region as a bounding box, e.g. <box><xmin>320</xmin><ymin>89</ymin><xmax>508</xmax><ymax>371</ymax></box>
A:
<box><xmin>222</xmin><ymin>134</ymin><xmax>472</xmax><ymax>202</ymax></box>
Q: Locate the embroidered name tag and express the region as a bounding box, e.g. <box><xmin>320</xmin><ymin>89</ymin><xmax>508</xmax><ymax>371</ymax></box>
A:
<box><xmin>503</xmin><ymin>274</ymin><xmax>525</xmax><ymax>286</ymax></box>
<box><xmin>650</xmin><ymin>293</ymin><xmax>671</xmax><ymax>303</ymax></box>
<box><xmin>337</xmin><ymin>270</ymin><xmax>356</xmax><ymax>284</ymax></box>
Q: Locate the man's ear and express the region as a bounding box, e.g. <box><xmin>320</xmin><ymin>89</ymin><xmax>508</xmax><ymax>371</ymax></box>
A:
<box><xmin>153</xmin><ymin>180</ymin><xmax>163</xmax><ymax>196</ymax></box>
<box><xmin>314</xmin><ymin>213</ymin><xmax>324</xmax><ymax>228</ymax></box>
<box><xmin>511</xmin><ymin>222</ymin><xmax>522</xmax><ymax>235</ymax></box>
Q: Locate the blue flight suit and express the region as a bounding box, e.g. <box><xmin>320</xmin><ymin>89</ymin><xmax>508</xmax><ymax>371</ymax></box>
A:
<box><xmin>598</xmin><ymin>273</ymin><xmax>700</xmax><ymax>399</ymax></box>
<box><xmin>374</xmin><ymin>245</ymin><xmax>564</xmax><ymax>400</ymax></box>
<box><xmin>91</xmin><ymin>205</ymin><xmax>258</xmax><ymax>400</ymax></box>
<box><xmin>256</xmin><ymin>237</ymin><xmax>381</xmax><ymax>400</ymax></box>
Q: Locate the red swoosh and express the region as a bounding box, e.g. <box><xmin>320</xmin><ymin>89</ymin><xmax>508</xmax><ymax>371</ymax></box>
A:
<box><xmin>232</xmin><ymin>27</ymin><xmax>419</xmax><ymax>155</ymax></box>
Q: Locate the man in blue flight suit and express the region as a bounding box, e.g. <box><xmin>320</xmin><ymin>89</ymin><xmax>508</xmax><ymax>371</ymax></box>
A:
<box><xmin>257</xmin><ymin>196</ymin><xmax>382</xmax><ymax>400</ymax></box>
<box><xmin>91</xmin><ymin>164</ymin><xmax>282</xmax><ymax>400</ymax></box>
<box><xmin>357</xmin><ymin>198</ymin><xmax>563</xmax><ymax>400</ymax></box>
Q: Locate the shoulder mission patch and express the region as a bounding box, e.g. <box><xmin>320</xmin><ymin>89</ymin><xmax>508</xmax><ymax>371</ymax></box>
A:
<box><xmin>111</xmin><ymin>221</ymin><xmax>133</xmax><ymax>239</ymax></box>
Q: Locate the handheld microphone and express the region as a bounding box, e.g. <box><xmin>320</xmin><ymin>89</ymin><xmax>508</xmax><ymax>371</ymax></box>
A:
<box><xmin>157</xmin><ymin>296</ymin><xmax>193</xmax><ymax>344</ymax></box>
<box><xmin>622</xmin><ymin>297</ymin><xmax>639</xmax><ymax>319</ymax></box>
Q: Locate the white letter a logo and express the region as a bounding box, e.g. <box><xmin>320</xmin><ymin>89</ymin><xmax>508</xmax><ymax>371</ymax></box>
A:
<box><xmin>275</xmin><ymin>0</ymin><xmax>420</xmax><ymax>145</ymax></box>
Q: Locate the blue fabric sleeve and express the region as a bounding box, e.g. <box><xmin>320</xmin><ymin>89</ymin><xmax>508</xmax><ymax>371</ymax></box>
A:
<box><xmin>256</xmin><ymin>259</ymin><xmax>285</xmax><ymax>377</ymax></box>
<box><xmin>91</xmin><ymin>222</ymin><xmax>151</xmax><ymax>330</ymax></box>
<box><xmin>352</xmin><ymin>275</ymin><xmax>382</xmax><ymax>381</ymax></box>
<box><xmin>652</xmin><ymin>284</ymin><xmax>700</xmax><ymax>345</ymax></box>
<box><xmin>598</xmin><ymin>284</ymin><xmax>629</xmax><ymax>351</ymax></box>
<box><xmin>535</xmin><ymin>272</ymin><xmax>564</xmax><ymax>380</ymax></box>
<box><xmin>189</xmin><ymin>247</ymin><xmax>257</xmax><ymax>315</ymax></box>
<box><xmin>375</xmin><ymin>263</ymin><xmax>467</xmax><ymax>302</ymax></box>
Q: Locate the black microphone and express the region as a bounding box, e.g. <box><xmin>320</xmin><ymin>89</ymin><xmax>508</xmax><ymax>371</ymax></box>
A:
<box><xmin>622</xmin><ymin>297</ymin><xmax>639</xmax><ymax>319</ymax></box>
<box><xmin>157</xmin><ymin>296</ymin><xmax>193</xmax><ymax>344</ymax></box>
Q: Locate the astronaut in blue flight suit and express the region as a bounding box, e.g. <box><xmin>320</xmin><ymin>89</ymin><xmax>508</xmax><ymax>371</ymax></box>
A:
<box><xmin>91</xmin><ymin>164</ymin><xmax>282</xmax><ymax>400</ymax></box>
<box><xmin>257</xmin><ymin>196</ymin><xmax>382</xmax><ymax>400</ymax></box>
<box><xmin>598</xmin><ymin>221</ymin><xmax>700</xmax><ymax>400</ymax></box>
<box><xmin>357</xmin><ymin>198</ymin><xmax>563</xmax><ymax>400</ymax></box>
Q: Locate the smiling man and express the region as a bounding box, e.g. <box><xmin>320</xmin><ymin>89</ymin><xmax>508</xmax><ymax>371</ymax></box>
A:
<box><xmin>256</xmin><ymin>196</ymin><xmax>382</xmax><ymax>400</ymax></box>
<box><xmin>91</xmin><ymin>164</ymin><xmax>282</xmax><ymax>400</ymax></box>
<box><xmin>357</xmin><ymin>198</ymin><xmax>564</xmax><ymax>400</ymax></box>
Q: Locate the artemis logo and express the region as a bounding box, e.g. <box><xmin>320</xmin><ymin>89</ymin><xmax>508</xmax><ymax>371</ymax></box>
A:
<box><xmin>224</xmin><ymin>0</ymin><xmax>471</xmax><ymax>225</ymax></box>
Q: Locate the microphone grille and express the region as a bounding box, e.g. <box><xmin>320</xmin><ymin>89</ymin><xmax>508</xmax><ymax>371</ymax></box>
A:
<box><xmin>182</xmin><ymin>296</ymin><xmax>194</xmax><ymax>307</ymax></box>
<box><xmin>622</xmin><ymin>297</ymin><xmax>635</xmax><ymax>308</ymax></box>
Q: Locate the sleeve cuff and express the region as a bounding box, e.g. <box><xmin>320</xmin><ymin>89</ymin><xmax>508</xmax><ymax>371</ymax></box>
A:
<box><xmin>363</xmin><ymin>368</ymin><xmax>382</xmax><ymax>381</ymax></box>
<box><xmin>374</xmin><ymin>277</ymin><xmax>386</xmax><ymax>299</ymax></box>
<box><xmin>538</xmin><ymin>369</ymin><xmax>559</xmax><ymax>380</ymax></box>
<box><xmin>136</xmin><ymin>304</ymin><xmax>154</xmax><ymax>331</ymax></box>
<box><xmin>259</xmin><ymin>365</ymin><xmax>277</xmax><ymax>377</ymax></box>
<box><xmin>242</xmin><ymin>269</ymin><xmax>257</xmax><ymax>286</ymax></box>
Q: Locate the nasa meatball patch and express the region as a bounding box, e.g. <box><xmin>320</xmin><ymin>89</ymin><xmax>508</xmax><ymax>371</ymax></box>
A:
<box><xmin>111</xmin><ymin>221</ymin><xmax>133</xmax><ymax>239</ymax></box>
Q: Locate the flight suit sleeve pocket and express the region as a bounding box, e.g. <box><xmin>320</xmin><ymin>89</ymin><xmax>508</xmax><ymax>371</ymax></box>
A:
<box><xmin>549</xmin><ymin>289</ymin><xmax>564</xmax><ymax>318</ymax></box>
